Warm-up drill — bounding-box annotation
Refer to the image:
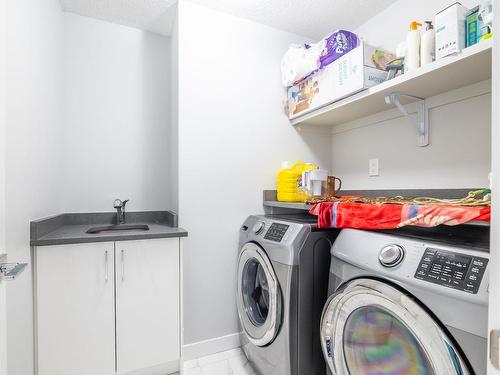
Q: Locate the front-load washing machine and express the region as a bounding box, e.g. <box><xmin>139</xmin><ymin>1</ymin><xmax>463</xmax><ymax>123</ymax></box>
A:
<box><xmin>237</xmin><ymin>214</ymin><xmax>340</xmax><ymax>375</ymax></box>
<box><xmin>320</xmin><ymin>226</ymin><xmax>489</xmax><ymax>375</ymax></box>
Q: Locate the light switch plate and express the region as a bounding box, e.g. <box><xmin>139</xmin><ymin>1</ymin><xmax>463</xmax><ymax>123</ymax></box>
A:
<box><xmin>369</xmin><ymin>158</ymin><xmax>379</xmax><ymax>176</ymax></box>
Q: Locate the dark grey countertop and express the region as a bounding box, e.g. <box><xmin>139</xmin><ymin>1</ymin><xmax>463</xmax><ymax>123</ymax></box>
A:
<box><xmin>31</xmin><ymin>211</ymin><xmax>188</xmax><ymax>246</ymax></box>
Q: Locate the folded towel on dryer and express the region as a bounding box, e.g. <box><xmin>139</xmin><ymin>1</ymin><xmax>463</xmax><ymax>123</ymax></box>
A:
<box><xmin>310</xmin><ymin>201</ymin><xmax>490</xmax><ymax>229</ymax></box>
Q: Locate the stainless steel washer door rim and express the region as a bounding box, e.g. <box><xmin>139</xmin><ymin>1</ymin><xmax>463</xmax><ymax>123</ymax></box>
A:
<box><xmin>237</xmin><ymin>242</ymin><xmax>282</xmax><ymax>347</ymax></box>
<box><xmin>320</xmin><ymin>278</ymin><xmax>471</xmax><ymax>375</ymax></box>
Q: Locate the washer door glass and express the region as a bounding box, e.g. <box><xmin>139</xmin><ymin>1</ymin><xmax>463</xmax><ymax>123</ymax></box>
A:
<box><xmin>237</xmin><ymin>242</ymin><xmax>282</xmax><ymax>347</ymax></box>
<box><xmin>343</xmin><ymin>306</ymin><xmax>434</xmax><ymax>374</ymax></box>
<box><xmin>242</xmin><ymin>258</ymin><xmax>270</xmax><ymax>326</ymax></box>
<box><xmin>320</xmin><ymin>279</ymin><xmax>471</xmax><ymax>375</ymax></box>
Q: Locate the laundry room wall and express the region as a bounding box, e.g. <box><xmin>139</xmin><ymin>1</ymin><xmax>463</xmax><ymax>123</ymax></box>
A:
<box><xmin>487</xmin><ymin>10</ymin><xmax>499</xmax><ymax>374</ymax></box>
<box><xmin>0</xmin><ymin>0</ymin><xmax>6</xmax><ymax>255</ymax></box>
<box><xmin>330</xmin><ymin>0</ymin><xmax>491</xmax><ymax>190</ymax></box>
<box><xmin>4</xmin><ymin>0</ymin><xmax>65</xmax><ymax>374</ymax></box>
<box><xmin>61</xmin><ymin>13</ymin><xmax>172</xmax><ymax>212</ymax></box>
<box><xmin>169</xmin><ymin>6</ymin><xmax>179</xmax><ymax>213</ymax></box>
<box><xmin>0</xmin><ymin>1</ymin><xmax>7</xmax><ymax>374</ymax></box>
<box><xmin>177</xmin><ymin>0</ymin><xmax>332</xmax><ymax>357</ymax></box>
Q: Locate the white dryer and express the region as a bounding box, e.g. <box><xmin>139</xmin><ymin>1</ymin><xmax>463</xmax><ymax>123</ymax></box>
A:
<box><xmin>320</xmin><ymin>226</ymin><xmax>489</xmax><ymax>375</ymax></box>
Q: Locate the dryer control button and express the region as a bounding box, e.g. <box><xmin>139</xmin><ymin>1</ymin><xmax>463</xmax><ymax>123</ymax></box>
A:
<box><xmin>379</xmin><ymin>245</ymin><xmax>405</xmax><ymax>268</ymax></box>
<box><xmin>252</xmin><ymin>221</ymin><xmax>265</xmax><ymax>235</ymax></box>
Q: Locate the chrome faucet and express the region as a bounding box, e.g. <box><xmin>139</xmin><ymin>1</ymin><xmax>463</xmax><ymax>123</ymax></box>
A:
<box><xmin>113</xmin><ymin>199</ymin><xmax>129</xmax><ymax>225</ymax></box>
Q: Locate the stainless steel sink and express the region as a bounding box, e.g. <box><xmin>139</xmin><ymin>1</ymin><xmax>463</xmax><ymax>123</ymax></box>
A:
<box><xmin>86</xmin><ymin>224</ymin><xmax>150</xmax><ymax>234</ymax></box>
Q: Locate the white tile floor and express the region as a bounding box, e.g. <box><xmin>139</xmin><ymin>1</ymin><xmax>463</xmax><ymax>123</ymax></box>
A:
<box><xmin>181</xmin><ymin>348</ymin><xmax>257</xmax><ymax>375</ymax></box>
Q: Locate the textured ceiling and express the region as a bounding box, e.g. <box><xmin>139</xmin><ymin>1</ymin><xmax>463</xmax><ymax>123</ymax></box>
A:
<box><xmin>59</xmin><ymin>0</ymin><xmax>397</xmax><ymax>38</ymax></box>
<box><xmin>59</xmin><ymin>0</ymin><xmax>177</xmax><ymax>35</ymax></box>
<box><xmin>187</xmin><ymin>0</ymin><xmax>398</xmax><ymax>39</ymax></box>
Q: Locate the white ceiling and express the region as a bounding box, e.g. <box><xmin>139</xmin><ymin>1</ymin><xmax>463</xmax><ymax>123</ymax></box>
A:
<box><xmin>59</xmin><ymin>0</ymin><xmax>177</xmax><ymax>36</ymax></box>
<box><xmin>59</xmin><ymin>0</ymin><xmax>397</xmax><ymax>38</ymax></box>
<box><xmin>187</xmin><ymin>0</ymin><xmax>398</xmax><ymax>39</ymax></box>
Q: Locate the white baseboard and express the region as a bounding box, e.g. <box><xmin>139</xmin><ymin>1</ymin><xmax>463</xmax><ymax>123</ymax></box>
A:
<box><xmin>124</xmin><ymin>360</ymin><xmax>179</xmax><ymax>375</ymax></box>
<box><xmin>182</xmin><ymin>332</ymin><xmax>242</xmax><ymax>361</ymax></box>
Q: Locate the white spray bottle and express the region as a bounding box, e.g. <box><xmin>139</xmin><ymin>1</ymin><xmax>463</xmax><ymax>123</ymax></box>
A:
<box><xmin>421</xmin><ymin>21</ymin><xmax>435</xmax><ymax>66</ymax></box>
<box><xmin>405</xmin><ymin>21</ymin><xmax>422</xmax><ymax>72</ymax></box>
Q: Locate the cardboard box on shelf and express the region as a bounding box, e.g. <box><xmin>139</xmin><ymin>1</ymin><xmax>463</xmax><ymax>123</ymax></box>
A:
<box><xmin>363</xmin><ymin>45</ymin><xmax>396</xmax><ymax>70</ymax></box>
<box><xmin>465</xmin><ymin>6</ymin><xmax>488</xmax><ymax>47</ymax></box>
<box><xmin>286</xmin><ymin>43</ymin><xmax>391</xmax><ymax>120</ymax></box>
<box><xmin>436</xmin><ymin>2</ymin><xmax>468</xmax><ymax>60</ymax></box>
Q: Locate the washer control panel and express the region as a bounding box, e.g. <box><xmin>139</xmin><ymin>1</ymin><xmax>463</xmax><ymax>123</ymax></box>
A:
<box><xmin>414</xmin><ymin>248</ymin><xmax>488</xmax><ymax>294</ymax></box>
<box><xmin>264</xmin><ymin>223</ymin><xmax>290</xmax><ymax>242</ymax></box>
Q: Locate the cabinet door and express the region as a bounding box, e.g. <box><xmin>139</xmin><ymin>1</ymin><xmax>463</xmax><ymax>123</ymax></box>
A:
<box><xmin>115</xmin><ymin>238</ymin><xmax>180</xmax><ymax>374</ymax></box>
<box><xmin>36</xmin><ymin>242</ymin><xmax>116</xmax><ymax>375</ymax></box>
<box><xmin>0</xmin><ymin>271</ymin><xmax>7</xmax><ymax>375</ymax></box>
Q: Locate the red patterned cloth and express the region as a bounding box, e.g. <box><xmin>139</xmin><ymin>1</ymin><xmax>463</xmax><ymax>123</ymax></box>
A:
<box><xmin>309</xmin><ymin>201</ymin><xmax>491</xmax><ymax>229</ymax></box>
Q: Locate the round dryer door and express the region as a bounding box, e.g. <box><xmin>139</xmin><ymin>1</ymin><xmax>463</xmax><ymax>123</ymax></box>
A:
<box><xmin>237</xmin><ymin>242</ymin><xmax>282</xmax><ymax>347</ymax></box>
<box><xmin>320</xmin><ymin>279</ymin><xmax>471</xmax><ymax>375</ymax></box>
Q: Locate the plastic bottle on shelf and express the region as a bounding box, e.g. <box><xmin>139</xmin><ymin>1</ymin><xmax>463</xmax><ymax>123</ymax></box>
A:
<box><xmin>421</xmin><ymin>21</ymin><xmax>435</xmax><ymax>66</ymax></box>
<box><xmin>277</xmin><ymin>161</ymin><xmax>317</xmax><ymax>202</ymax></box>
<box><xmin>396</xmin><ymin>41</ymin><xmax>407</xmax><ymax>59</ymax></box>
<box><xmin>405</xmin><ymin>21</ymin><xmax>422</xmax><ymax>73</ymax></box>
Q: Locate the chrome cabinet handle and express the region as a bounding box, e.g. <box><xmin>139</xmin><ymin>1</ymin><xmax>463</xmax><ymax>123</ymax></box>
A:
<box><xmin>105</xmin><ymin>250</ymin><xmax>109</xmax><ymax>283</ymax></box>
<box><xmin>121</xmin><ymin>250</ymin><xmax>125</xmax><ymax>281</ymax></box>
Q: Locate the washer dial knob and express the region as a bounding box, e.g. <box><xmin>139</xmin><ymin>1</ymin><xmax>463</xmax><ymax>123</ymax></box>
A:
<box><xmin>253</xmin><ymin>221</ymin><xmax>265</xmax><ymax>235</ymax></box>
<box><xmin>379</xmin><ymin>244</ymin><xmax>405</xmax><ymax>267</ymax></box>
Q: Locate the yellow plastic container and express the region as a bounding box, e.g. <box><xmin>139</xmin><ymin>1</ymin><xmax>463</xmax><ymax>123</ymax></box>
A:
<box><xmin>277</xmin><ymin>162</ymin><xmax>317</xmax><ymax>202</ymax></box>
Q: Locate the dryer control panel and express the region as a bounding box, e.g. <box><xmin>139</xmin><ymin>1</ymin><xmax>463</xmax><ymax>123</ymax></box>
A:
<box><xmin>264</xmin><ymin>223</ymin><xmax>290</xmax><ymax>242</ymax></box>
<box><xmin>414</xmin><ymin>248</ymin><xmax>488</xmax><ymax>294</ymax></box>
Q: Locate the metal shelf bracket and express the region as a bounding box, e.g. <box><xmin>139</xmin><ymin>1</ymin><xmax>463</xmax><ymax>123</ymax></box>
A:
<box><xmin>0</xmin><ymin>254</ymin><xmax>28</xmax><ymax>281</ymax></box>
<box><xmin>385</xmin><ymin>92</ymin><xmax>429</xmax><ymax>147</ymax></box>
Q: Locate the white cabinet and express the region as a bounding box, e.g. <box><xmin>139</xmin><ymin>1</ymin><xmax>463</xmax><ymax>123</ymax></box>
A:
<box><xmin>115</xmin><ymin>239</ymin><xmax>180</xmax><ymax>375</ymax></box>
<box><xmin>36</xmin><ymin>242</ymin><xmax>116</xmax><ymax>375</ymax></box>
<box><xmin>35</xmin><ymin>238</ymin><xmax>181</xmax><ymax>375</ymax></box>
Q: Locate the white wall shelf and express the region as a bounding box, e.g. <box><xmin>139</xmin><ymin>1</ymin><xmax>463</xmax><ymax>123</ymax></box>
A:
<box><xmin>291</xmin><ymin>40</ymin><xmax>492</xmax><ymax>128</ymax></box>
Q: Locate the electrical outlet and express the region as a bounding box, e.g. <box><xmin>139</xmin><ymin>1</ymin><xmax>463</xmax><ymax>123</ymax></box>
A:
<box><xmin>369</xmin><ymin>158</ymin><xmax>379</xmax><ymax>177</ymax></box>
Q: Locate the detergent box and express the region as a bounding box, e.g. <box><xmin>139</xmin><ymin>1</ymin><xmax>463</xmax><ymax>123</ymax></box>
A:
<box><xmin>466</xmin><ymin>6</ymin><xmax>485</xmax><ymax>47</ymax></box>
<box><xmin>286</xmin><ymin>43</ymin><xmax>392</xmax><ymax>120</ymax></box>
<box><xmin>436</xmin><ymin>3</ymin><xmax>468</xmax><ymax>60</ymax></box>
